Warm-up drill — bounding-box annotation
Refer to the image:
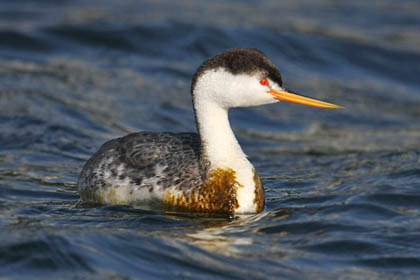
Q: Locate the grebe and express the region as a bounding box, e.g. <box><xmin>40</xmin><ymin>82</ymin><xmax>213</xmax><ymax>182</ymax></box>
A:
<box><xmin>78</xmin><ymin>48</ymin><xmax>341</xmax><ymax>215</ymax></box>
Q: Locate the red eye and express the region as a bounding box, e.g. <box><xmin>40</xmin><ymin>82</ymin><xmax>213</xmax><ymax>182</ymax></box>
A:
<box><xmin>260</xmin><ymin>78</ymin><xmax>269</xmax><ymax>86</ymax></box>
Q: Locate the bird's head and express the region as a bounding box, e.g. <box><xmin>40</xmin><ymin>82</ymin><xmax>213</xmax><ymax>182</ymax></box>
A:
<box><xmin>191</xmin><ymin>48</ymin><xmax>341</xmax><ymax>109</ymax></box>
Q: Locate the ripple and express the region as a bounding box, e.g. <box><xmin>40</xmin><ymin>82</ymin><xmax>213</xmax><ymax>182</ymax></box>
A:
<box><xmin>258</xmin><ymin>221</ymin><xmax>366</xmax><ymax>235</ymax></box>
<box><xmin>388</xmin><ymin>168</ymin><xmax>420</xmax><ymax>179</ymax></box>
<box><xmin>0</xmin><ymin>30</ymin><xmax>52</xmax><ymax>52</ymax></box>
<box><xmin>365</xmin><ymin>193</ymin><xmax>420</xmax><ymax>209</ymax></box>
<box><xmin>358</xmin><ymin>257</ymin><xmax>420</xmax><ymax>270</ymax></box>
<box><xmin>301</xmin><ymin>240</ymin><xmax>381</xmax><ymax>256</ymax></box>
<box><xmin>327</xmin><ymin>37</ymin><xmax>420</xmax><ymax>86</ymax></box>
<box><xmin>318</xmin><ymin>203</ymin><xmax>400</xmax><ymax>219</ymax></box>
<box><xmin>0</xmin><ymin>185</ymin><xmax>77</xmax><ymax>202</ymax></box>
<box><xmin>0</xmin><ymin>235</ymin><xmax>93</xmax><ymax>275</ymax></box>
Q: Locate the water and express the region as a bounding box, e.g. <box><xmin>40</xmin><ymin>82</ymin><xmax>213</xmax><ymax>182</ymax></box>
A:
<box><xmin>1</xmin><ymin>0</ymin><xmax>420</xmax><ymax>279</ymax></box>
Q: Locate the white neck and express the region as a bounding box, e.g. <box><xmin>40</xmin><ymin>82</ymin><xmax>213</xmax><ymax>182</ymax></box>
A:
<box><xmin>194</xmin><ymin>99</ymin><xmax>248</xmax><ymax>168</ymax></box>
<box><xmin>193</xmin><ymin>97</ymin><xmax>257</xmax><ymax>213</ymax></box>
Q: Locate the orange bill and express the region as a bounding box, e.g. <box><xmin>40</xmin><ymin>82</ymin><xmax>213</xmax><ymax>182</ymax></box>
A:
<box><xmin>269</xmin><ymin>89</ymin><xmax>342</xmax><ymax>109</ymax></box>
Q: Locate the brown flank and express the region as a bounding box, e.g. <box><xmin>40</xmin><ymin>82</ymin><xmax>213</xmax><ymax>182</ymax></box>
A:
<box><xmin>162</xmin><ymin>168</ymin><xmax>241</xmax><ymax>215</ymax></box>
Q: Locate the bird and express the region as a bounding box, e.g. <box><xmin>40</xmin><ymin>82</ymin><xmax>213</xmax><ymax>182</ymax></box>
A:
<box><xmin>78</xmin><ymin>48</ymin><xmax>341</xmax><ymax>215</ymax></box>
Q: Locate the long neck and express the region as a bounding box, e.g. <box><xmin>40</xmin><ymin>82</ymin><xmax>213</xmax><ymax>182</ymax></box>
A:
<box><xmin>192</xmin><ymin>89</ymin><xmax>264</xmax><ymax>214</ymax></box>
<box><xmin>194</xmin><ymin>99</ymin><xmax>248</xmax><ymax>168</ymax></box>
<box><xmin>193</xmin><ymin>97</ymin><xmax>263</xmax><ymax>214</ymax></box>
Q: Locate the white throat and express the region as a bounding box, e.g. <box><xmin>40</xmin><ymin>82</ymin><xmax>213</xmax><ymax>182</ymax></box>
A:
<box><xmin>195</xmin><ymin>100</ymin><xmax>247</xmax><ymax>167</ymax></box>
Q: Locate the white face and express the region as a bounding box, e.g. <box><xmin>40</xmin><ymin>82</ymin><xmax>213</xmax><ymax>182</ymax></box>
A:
<box><xmin>193</xmin><ymin>68</ymin><xmax>282</xmax><ymax>108</ymax></box>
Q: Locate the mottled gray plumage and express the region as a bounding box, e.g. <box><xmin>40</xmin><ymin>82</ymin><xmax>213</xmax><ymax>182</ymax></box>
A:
<box><xmin>78</xmin><ymin>132</ymin><xmax>208</xmax><ymax>195</ymax></box>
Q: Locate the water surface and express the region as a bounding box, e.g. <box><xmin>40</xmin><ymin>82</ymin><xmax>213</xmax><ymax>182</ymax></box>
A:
<box><xmin>1</xmin><ymin>0</ymin><xmax>420</xmax><ymax>279</ymax></box>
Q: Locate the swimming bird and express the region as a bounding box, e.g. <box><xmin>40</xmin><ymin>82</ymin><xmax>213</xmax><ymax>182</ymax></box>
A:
<box><xmin>78</xmin><ymin>48</ymin><xmax>341</xmax><ymax>215</ymax></box>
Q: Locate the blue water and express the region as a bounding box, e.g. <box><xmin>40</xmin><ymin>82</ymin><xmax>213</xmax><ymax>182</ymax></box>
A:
<box><xmin>1</xmin><ymin>0</ymin><xmax>420</xmax><ymax>279</ymax></box>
